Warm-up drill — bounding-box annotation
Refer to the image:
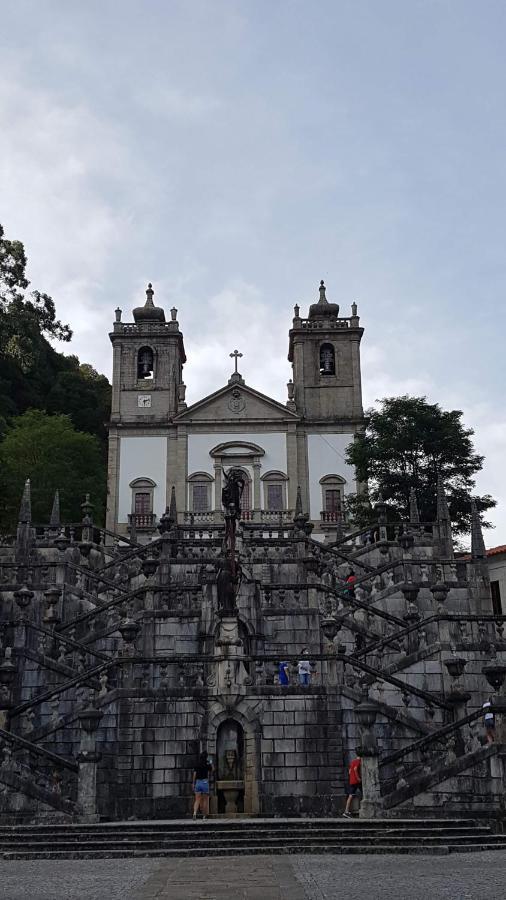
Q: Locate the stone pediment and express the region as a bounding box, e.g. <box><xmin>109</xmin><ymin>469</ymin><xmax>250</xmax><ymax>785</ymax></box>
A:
<box><xmin>174</xmin><ymin>380</ymin><xmax>299</xmax><ymax>423</ymax></box>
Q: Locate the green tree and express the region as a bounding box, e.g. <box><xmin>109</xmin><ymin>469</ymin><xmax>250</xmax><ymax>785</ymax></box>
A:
<box><xmin>0</xmin><ymin>410</ymin><xmax>106</xmax><ymax>532</ymax></box>
<box><xmin>0</xmin><ymin>223</ymin><xmax>111</xmax><ymax>456</ymax></box>
<box><xmin>345</xmin><ymin>396</ymin><xmax>495</xmax><ymax>534</ymax></box>
<box><xmin>45</xmin><ymin>359</ymin><xmax>111</xmax><ymax>457</ymax></box>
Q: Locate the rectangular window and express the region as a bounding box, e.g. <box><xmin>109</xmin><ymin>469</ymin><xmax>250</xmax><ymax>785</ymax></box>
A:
<box><xmin>491</xmin><ymin>580</ymin><xmax>502</xmax><ymax>616</ymax></box>
<box><xmin>325</xmin><ymin>489</ymin><xmax>341</xmax><ymax>513</ymax></box>
<box><xmin>134</xmin><ymin>492</ymin><xmax>151</xmax><ymax>515</ymax></box>
<box><xmin>267</xmin><ymin>483</ymin><xmax>283</xmax><ymax>511</ymax></box>
<box><xmin>192</xmin><ymin>483</ymin><xmax>210</xmax><ymax>512</ymax></box>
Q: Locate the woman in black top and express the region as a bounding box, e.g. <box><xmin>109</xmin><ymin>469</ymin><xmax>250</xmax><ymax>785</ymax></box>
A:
<box><xmin>192</xmin><ymin>751</ymin><xmax>213</xmax><ymax>819</ymax></box>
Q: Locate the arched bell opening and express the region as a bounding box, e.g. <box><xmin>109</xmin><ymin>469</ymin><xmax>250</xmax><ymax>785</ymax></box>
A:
<box><xmin>319</xmin><ymin>342</ymin><xmax>336</xmax><ymax>376</ymax></box>
<box><xmin>137</xmin><ymin>346</ymin><xmax>154</xmax><ymax>380</ymax></box>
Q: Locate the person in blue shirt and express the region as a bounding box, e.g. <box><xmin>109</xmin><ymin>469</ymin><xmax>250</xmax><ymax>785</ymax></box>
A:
<box><xmin>278</xmin><ymin>660</ymin><xmax>289</xmax><ymax>686</ymax></box>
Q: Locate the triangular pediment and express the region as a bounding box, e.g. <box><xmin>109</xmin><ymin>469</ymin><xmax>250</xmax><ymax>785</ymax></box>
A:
<box><xmin>174</xmin><ymin>380</ymin><xmax>299</xmax><ymax>423</ymax></box>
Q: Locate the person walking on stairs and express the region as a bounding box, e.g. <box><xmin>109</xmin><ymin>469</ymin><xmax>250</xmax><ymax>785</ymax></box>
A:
<box><xmin>343</xmin><ymin>755</ymin><xmax>361</xmax><ymax>818</ymax></box>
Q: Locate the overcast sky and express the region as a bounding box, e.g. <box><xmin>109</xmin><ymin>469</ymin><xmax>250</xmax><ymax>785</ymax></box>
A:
<box><xmin>1</xmin><ymin>0</ymin><xmax>505</xmax><ymax>539</ymax></box>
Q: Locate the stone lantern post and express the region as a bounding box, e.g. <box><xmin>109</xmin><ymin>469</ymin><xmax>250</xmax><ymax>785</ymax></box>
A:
<box><xmin>356</xmin><ymin>697</ymin><xmax>382</xmax><ymax>818</ymax></box>
<box><xmin>321</xmin><ymin>616</ymin><xmax>341</xmax><ymax>686</ymax></box>
<box><xmin>77</xmin><ymin>705</ymin><xmax>104</xmax><ymax>822</ymax></box>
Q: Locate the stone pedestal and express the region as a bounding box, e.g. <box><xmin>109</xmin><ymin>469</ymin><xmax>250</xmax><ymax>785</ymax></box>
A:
<box><xmin>77</xmin><ymin>707</ymin><xmax>103</xmax><ymax>823</ymax></box>
<box><xmin>215</xmin><ymin>618</ymin><xmax>249</xmax><ymax>699</ymax></box>
<box><xmin>358</xmin><ymin>752</ymin><xmax>382</xmax><ymax>818</ymax></box>
<box><xmin>216</xmin><ymin>780</ymin><xmax>244</xmax><ymax>815</ymax></box>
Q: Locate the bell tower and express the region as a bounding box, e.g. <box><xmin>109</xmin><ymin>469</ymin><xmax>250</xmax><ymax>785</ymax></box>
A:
<box><xmin>288</xmin><ymin>280</ymin><xmax>364</xmax><ymax>424</ymax></box>
<box><xmin>106</xmin><ymin>284</ymin><xmax>186</xmax><ymax>535</ymax></box>
<box><xmin>109</xmin><ymin>283</ymin><xmax>186</xmax><ymax>424</ymax></box>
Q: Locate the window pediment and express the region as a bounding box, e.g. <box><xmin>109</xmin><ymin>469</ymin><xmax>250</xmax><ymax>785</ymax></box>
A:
<box><xmin>129</xmin><ymin>477</ymin><xmax>157</xmax><ymax>488</ymax></box>
<box><xmin>210</xmin><ymin>441</ymin><xmax>265</xmax><ymax>459</ymax></box>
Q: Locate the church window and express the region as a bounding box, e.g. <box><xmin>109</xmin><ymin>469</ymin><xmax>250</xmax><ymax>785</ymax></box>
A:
<box><xmin>325</xmin><ymin>489</ymin><xmax>341</xmax><ymax>513</ymax></box>
<box><xmin>187</xmin><ymin>472</ymin><xmax>214</xmax><ymax>515</ymax></box>
<box><xmin>137</xmin><ymin>346</ymin><xmax>154</xmax><ymax>379</ymax></box>
<box><xmin>319</xmin><ymin>474</ymin><xmax>345</xmax><ymax>522</ymax></box>
<box><xmin>267</xmin><ymin>484</ymin><xmax>284</xmax><ymax>511</ymax></box>
<box><xmin>319</xmin><ymin>343</ymin><xmax>335</xmax><ymax>376</ymax></box>
<box><xmin>261</xmin><ymin>470</ymin><xmax>288</xmax><ymax>512</ymax></box>
<box><xmin>134</xmin><ymin>492</ymin><xmax>151</xmax><ymax>515</ymax></box>
<box><xmin>192</xmin><ymin>482</ymin><xmax>210</xmax><ymax>513</ymax></box>
<box><xmin>129</xmin><ymin>478</ymin><xmax>156</xmax><ymax>529</ymax></box>
<box><xmin>235</xmin><ymin>469</ymin><xmax>251</xmax><ymax>511</ymax></box>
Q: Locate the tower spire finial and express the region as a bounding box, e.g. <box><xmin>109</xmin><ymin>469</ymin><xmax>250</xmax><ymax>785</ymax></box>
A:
<box><xmin>409</xmin><ymin>487</ymin><xmax>420</xmax><ymax>525</ymax></box>
<box><xmin>168</xmin><ymin>485</ymin><xmax>177</xmax><ymax>525</ymax></box>
<box><xmin>50</xmin><ymin>489</ymin><xmax>61</xmax><ymax>529</ymax></box>
<box><xmin>319</xmin><ymin>280</ymin><xmax>327</xmax><ymax>303</ymax></box>
<box><xmin>18</xmin><ymin>478</ymin><xmax>31</xmax><ymax>524</ymax></box>
<box><xmin>435</xmin><ymin>474</ymin><xmax>454</xmax><ymax>558</ymax></box>
<box><xmin>145</xmin><ymin>282</ymin><xmax>154</xmax><ymax>307</ymax></box>
<box><xmin>470</xmin><ymin>500</ymin><xmax>486</xmax><ymax>560</ymax></box>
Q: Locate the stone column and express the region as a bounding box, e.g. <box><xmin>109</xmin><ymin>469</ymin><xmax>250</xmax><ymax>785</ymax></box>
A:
<box><xmin>252</xmin><ymin>461</ymin><xmax>261</xmax><ymax>518</ymax></box>
<box><xmin>214</xmin><ymin>463</ymin><xmax>222</xmax><ymax>520</ymax></box>
<box><xmin>356</xmin><ymin>698</ymin><xmax>382</xmax><ymax>818</ymax></box>
<box><xmin>77</xmin><ymin>706</ymin><xmax>104</xmax><ymax>823</ymax></box>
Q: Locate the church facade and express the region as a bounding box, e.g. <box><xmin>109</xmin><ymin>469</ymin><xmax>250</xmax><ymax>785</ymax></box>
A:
<box><xmin>0</xmin><ymin>276</ymin><xmax>505</xmax><ymax>834</ymax></box>
<box><xmin>106</xmin><ymin>281</ymin><xmax>365</xmax><ymax>541</ymax></box>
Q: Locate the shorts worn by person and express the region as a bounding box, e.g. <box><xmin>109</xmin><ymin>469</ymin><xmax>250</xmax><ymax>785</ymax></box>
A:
<box><xmin>483</xmin><ymin>699</ymin><xmax>495</xmax><ymax>744</ymax></box>
<box><xmin>193</xmin><ymin>752</ymin><xmax>213</xmax><ymax>819</ymax></box>
<box><xmin>343</xmin><ymin>756</ymin><xmax>362</xmax><ymax>817</ymax></box>
<box><xmin>298</xmin><ymin>650</ymin><xmax>311</xmax><ymax>686</ymax></box>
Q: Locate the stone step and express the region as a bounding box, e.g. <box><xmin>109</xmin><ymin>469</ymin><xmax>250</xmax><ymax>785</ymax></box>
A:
<box><xmin>2</xmin><ymin>834</ymin><xmax>504</xmax><ymax>852</ymax></box>
<box><xmin>0</xmin><ymin>817</ymin><xmax>483</xmax><ymax>833</ymax></box>
<box><xmin>2</xmin><ymin>841</ymin><xmax>506</xmax><ymax>860</ymax></box>
<box><xmin>0</xmin><ymin>827</ymin><xmax>495</xmax><ymax>846</ymax></box>
<box><xmin>0</xmin><ymin>819</ymin><xmax>491</xmax><ymax>844</ymax></box>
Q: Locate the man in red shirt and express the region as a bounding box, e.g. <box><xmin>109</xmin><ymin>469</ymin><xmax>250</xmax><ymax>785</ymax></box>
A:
<box><xmin>343</xmin><ymin>755</ymin><xmax>361</xmax><ymax>818</ymax></box>
<box><xmin>344</xmin><ymin>570</ymin><xmax>357</xmax><ymax>597</ymax></box>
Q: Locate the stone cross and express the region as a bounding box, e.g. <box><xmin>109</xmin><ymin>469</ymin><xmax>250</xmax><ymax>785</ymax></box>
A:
<box><xmin>229</xmin><ymin>349</ymin><xmax>243</xmax><ymax>374</ymax></box>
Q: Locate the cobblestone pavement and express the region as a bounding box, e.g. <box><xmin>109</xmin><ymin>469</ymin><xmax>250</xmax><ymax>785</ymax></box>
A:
<box><xmin>0</xmin><ymin>852</ymin><xmax>505</xmax><ymax>900</ymax></box>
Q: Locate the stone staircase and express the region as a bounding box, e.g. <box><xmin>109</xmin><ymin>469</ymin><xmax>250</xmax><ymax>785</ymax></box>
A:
<box><xmin>0</xmin><ymin>818</ymin><xmax>505</xmax><ymax>859</ymax></box>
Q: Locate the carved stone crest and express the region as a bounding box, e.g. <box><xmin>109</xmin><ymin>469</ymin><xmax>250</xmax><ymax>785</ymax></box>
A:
<box><xmin>228</xmin><ymin>388</ymin><xmax>245</xmax><ymax>413</ymax></box>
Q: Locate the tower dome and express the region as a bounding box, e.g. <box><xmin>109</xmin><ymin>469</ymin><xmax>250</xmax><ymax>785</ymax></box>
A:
<box><xmin>133</xmin><ymin>283</ymin><xmax>166</xmax><ymax>323</ymax></box>
<box><xmin>308</xmin><ymin>280</ymin><xmax>339</xmax><ymax>319</ymax></box>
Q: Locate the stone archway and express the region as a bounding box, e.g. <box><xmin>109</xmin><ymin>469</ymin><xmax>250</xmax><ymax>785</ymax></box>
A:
<box><xmin>205</xmin><ymin>704</ymin><xmax>260</xmax><ymax>816</ymax></box>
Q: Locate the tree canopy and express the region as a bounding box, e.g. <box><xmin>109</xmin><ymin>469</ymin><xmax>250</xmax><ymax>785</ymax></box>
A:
<box><xmin>0</xmin><ymin>410</ymin><xmax>106</xmax><ymax>530</ymax></box>
<box><xmin>0</xmin><ymin>222</ymin><xmax>110</xmax><ymax>531</ymax></box>
<box><xmin>345</xmin><ymin>395</ymin><xmax>495</xmax><ymax>535</ymax></box>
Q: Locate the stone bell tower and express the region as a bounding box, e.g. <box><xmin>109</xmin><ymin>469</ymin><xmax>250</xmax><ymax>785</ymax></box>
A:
<box><xmin>288</xmin><ymin>280</ymin><xmax>364</xmax><ymax>423</ymax></box>
<box><xmin>106</xmin><ymin>284</ymin><xmax>186</xmax><ymax>534</ymax></box>
<box><xmin>109</xmin><ymin>283</ymin><xmax>186</xmax><ymax>424</ymax></box>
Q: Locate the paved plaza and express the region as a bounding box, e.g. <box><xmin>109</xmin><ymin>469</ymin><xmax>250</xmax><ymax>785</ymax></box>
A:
<box><xmin>0</xmin><ymin>851</ymin><xmax>505</xmax><ymax>900</ymax></box>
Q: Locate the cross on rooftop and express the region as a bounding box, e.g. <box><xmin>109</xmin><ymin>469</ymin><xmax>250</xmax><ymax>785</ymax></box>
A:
<box><xmin>230</xmin><ymin>349</ymin><xmax>243</xmax><ymax>374</ymax></box>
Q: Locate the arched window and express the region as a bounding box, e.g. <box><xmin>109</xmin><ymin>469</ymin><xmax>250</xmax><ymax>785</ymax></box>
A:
<box><xmin>231</xmin><ymin>467</ymin><xmax>251</xmax><ymax>513</ymax></box>
<box><xmin>261</xmin><ymin>470</ymin><xmax>288</xmax><ymax>511</ymax></box>
<box><xmin>319</xmin><ymin>343</ymin><xmax>335</xmax><ymax>376</ymax></box>
<box><xmin>137</xmin><ymin>346</ymin><xmax>154</xmax><ymax>380</ymax></box>
<box><xmin>187</xmin><ymin>472</ymin><xmax>214</xmax><ymax>513</ymax></box>
<box><xmin>129</xmin><ymin>477</ymin><xmax>156</xmax><ymax>529</ymax></box>
<box><xmin>319</xmin><ymin>474</ymin><xmax>346</xmax><ymax>522</ymax></box>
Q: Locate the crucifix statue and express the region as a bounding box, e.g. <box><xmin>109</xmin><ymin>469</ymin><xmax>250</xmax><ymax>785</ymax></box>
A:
<box><xmin>230</xmin><ymin>349</ymin><xmax>243</xmax><ymax>374</ymax></box>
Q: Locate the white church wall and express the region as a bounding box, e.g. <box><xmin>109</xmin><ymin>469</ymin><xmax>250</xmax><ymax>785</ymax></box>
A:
<box><xmin>118</xmin><ymin>436</ymin><xmax>167</xmax><ymax>523</ymax></box>
<box><xmin>187</xmin><ymin>432</ymin><xmax>287</xmax><ymax>479</ymax></box>
<box><xmin>307</xmin><ymin>433</ymin><xmax>355</xmax><ymax>519</ymax></box>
